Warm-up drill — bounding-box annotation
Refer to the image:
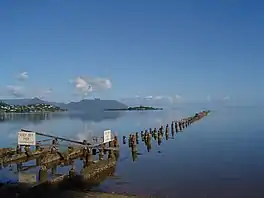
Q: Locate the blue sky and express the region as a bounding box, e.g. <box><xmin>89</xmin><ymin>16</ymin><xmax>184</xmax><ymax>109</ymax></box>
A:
<box><xmin>0</xmin><ymin>0</ymin><xmax>263</xmax><ymax>105</ymax></box>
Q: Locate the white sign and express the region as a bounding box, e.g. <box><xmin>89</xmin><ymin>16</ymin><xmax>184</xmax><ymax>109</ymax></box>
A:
<box><xmin>19</xmin><ymin>172</ymin><xmax>37</xmax><ymax>183</ymax></box>
<box><xmin>18</xmin><ymin>131</ymin><xmax>36</xmax><ymax>146</ymax></box>
<box><xmin>103</xmin><ymin>130</ymin><xmax>112</xmax><ymax>143</ymax></box>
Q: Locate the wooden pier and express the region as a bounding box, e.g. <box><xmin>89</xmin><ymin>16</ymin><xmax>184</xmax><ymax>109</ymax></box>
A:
<box><xmin>0</xmin><ymin>110</ymin><xmax>210</xmax><ymax>197</ymax></box>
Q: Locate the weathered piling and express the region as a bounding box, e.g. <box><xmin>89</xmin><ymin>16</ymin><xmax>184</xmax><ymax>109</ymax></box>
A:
<box><xmin>85</xmin><ymin>148</ymin><xmax>93</xmax><ymax>165</ymax></box>
<box><xmin>131</xmin><ymin>134</ymin><xmax>137</xmax><ymax>161</ymax></box>
<box><xmin>158</xmin><ymin>131</ymin><xmax>162</xmax><ymax>145</ymax></box>
<box><xmin>0</xmin><ymin>149</ymin><xmax>48</xmax><ymax>165</ymax></box>
<box><xmin>81</xmin><ymin>157</ymin><xmax>117</xmax><ymax>180</ymax></box>
<box><xmin>113</xmin><ymin>135</ymin><xmax>119</xmax><ymax>147</ymax></box>
<box><xmin>40</xmin><ymin>146</ymin><xmax>83</xmax><ymax>165</ymax></box>
<box><xmin>98</xmin><ymin>147</ymin><xmax>104</xmax><ymax>160</ymax></box>
<box><xmin>0</xmin><ymin>148</ymin><xmax>16</xmax><ymax>158</ymax></box>
<box><xmin>81</xmin><ymin>147</ymin><xmax>120</xmax><ymax>181</ymax></box>
<box><xmin>146</xmin><ymin>133</ymin><xmax>152</xmax><ymax>152</ymax></box>
<box><xmin>12</xmin><ymin>139</ymin><xmax>120</xmax><ymax>193</ymax></box>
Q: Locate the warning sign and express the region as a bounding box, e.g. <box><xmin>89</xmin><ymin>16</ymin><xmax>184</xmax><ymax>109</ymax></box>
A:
<box><xmin>18</xmin><ymin>131</ymin><xmax>36</xmax><ymax>146</ymax></box>
<box><xmin>103</xmin><ymin>130</ymin><xmax>112</xmax><ymax>143</ymax></box>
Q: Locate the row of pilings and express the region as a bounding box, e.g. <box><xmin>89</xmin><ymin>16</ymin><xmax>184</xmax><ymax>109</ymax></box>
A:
<box><xmin>122</xmin><ymin>110</ymin><xmax>210</xmax><ymax>161</ymax></box>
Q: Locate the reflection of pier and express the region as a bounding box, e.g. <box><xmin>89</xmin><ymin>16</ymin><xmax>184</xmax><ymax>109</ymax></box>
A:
<box><xmin>0</xmin><ymin>110</ymin><xmax>210</xmax><ymax>197</ymax></box>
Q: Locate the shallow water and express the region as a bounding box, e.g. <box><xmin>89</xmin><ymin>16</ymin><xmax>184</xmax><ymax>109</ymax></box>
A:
<box><xmin>0</xmin><ymin>106</ymin><xmax>264</xmax><ymax>198</ymax></box>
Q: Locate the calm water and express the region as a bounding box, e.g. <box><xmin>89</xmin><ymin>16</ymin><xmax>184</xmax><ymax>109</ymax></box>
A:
<box><xmin>0</xmin><ymin>106</ymin><xmax>264</xmax><ymax>198</ymax></box>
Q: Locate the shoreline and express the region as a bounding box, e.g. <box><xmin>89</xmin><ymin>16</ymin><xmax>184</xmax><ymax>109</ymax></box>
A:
<box><xmin>58</xmin><ymin>191</ymin><xmax>139</xmax><ymax>198</ymax></box>
<box><xmin>104</xmin><ymin>109</ymin><xmax>163</xmax><ymax>111</ymax></box>
<box><xmin>0</xmin><ymin>111</ymin><xmax>66</xmax><ymax>115</ymax></box>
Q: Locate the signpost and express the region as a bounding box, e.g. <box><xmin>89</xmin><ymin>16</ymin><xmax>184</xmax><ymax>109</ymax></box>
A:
<box><xmin>103</xmin><ymin>130</ymin><xmax>112</xmax><ymax>143</ymax></box>
<box><xmin>18</xmin><ymin>131</ymin><xmax>36</xmax><ymax>146</ymax></box>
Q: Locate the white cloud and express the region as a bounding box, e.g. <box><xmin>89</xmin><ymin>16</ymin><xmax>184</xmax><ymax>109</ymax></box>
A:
<box><xmin>2</xmin><ymin>72</ymin><xmax>55</xmax><ymax>100</ymax></box>
<box><xmin>121</xmin><ymin>94</ymin><xmax>182</xmax><ymax>106</ymax></box>
<box><xmin>37</xmin><ymin>88</ymin><xmax>53</xmax><ymax>99</ymax></box>
<box><xmin>154</xmin><ymin>96</ymin><xmax>164</xmax><ymax>100</ymax></box>
<box><xmin>45</xmin><ymin>88</ymin><xmax>52</xmax><ymax>94</ymax></box>
<box><xmin>174</xmin><ymin>94</ymin><xmax>182</xmax><ymax>103</ymax></box>
<box><xmin>4</xmin><ymin>85</ymin><xmax>54</xmax><ymax>99</ymax></box>
<box><xmin>72</xmin><ymin>77</ymin><xmax>93</xmax><ymax>97</ymax></box>
<box><xmin>71</xmin><ymin>76</ymin><xmax>112</xmax><ymax>97</ymax></box>
<box><xmin>89</xmin><ymin>78</ymin><xmax>112</xmax><ymax>89</ymax></box>
<box><xmin>204</xmin><ymin>95</ymin><xmax>231</xmax><ymax>103</ymax></box>
<box><xmin>175</xmin><ymin>94</ymin><xmax>181</xmax><ymax>99</ymax></box>
<box><xmin>155</xmin><ymin>95</ymin><xmax>174</xmax><ymax>103</ymax></box>
<box><xmin>144</xmin><ymin>96</ymin><xmax>153</xmax><ymax>100</ymax></box>
<box><xmin>17</xmin><ymin>72</ymin><xmax>28</xmax><ymax>81</ymax></box>
<box><xmin>223</xmin><ymin>96</ymin><xmax>230</xmax><ymax>101</ymax></box>
<box><xmin>6</xmin><ymin>85</ymin><xmax>25</xmax><ymax>97</ymax></box>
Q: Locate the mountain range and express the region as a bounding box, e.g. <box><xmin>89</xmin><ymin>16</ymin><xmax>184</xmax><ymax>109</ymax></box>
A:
<box><xmin>0</xmin><ymin>98</ymin><xmax>128</xmax><ymax>112</ymax></box>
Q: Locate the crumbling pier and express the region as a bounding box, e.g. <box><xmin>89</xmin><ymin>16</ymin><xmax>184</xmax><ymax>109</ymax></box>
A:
<box><xmin>0</xmin><ymin>110</ymin><xmax>210</xmax><ymax>197</ymax></box>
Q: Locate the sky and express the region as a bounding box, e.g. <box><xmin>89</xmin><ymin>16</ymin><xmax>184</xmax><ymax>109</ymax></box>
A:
<box><xmin>0</xmin><ymin>0</ymin><xmax>263</xmax><ymax>106</ymax></box>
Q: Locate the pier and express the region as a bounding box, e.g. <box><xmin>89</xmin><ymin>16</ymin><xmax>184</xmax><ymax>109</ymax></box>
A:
<box><xmin>0</xmin><ymin>110</ymin><xmax>210</xmax><ymax>197</ymax></box>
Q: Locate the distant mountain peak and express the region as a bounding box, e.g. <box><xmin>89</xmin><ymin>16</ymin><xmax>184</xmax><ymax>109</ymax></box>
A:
<box><xmin>31</xmin><ymin>97</ymin><xmax>40</xmax><ymax>100</ymax></box>
<box><xmin>31</xmin><ymin>97</ymin><xmax>43</xmax><ymax>101</ymax></box>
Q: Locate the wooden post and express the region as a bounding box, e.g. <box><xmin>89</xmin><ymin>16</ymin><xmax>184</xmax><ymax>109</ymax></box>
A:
<box><xmin>103</xmin><ymin>143</ymin><xmax>107</xmax><ymax>154</ymax></box>
<box><xmin>86</xmin><ymin>148</ymin><xmax>93</xmax><ymax>164</ymax></box>
<box><xmin>16</xmin><ymin>145</ymin><xmax>22</xmax><ymax>154</ymax></box>
<box><xmin>131</xmin><ymin>136</ymin><xmax>137</xmax><ymax>161</ymax></box>
<box><xmin>108</xmin><ymin>149</ymin><xmax>115</xmax><ymax>159</ymax></box>
<box><xmin>113</xmin><ymin>135</ymin><xmax>119</xmax><ymax>147</ymax></box>
<box><xmin>99</xmin><ymin>148</ymin><xmax>104</xmax><ymax>160</ymax></box>
<box><xmin>69</xmin><ymin>165</ymin><xmax>76</xmax><ymax>178</ymax></box>
<box><xmin>166</xmin><ymin>124</ymin><xmax>169</xmax><ymax>134</ymax></box>
<box><xmin>39</xmin><ymin>165</ymin><xmax>48</xmax><ymax>182</ymax></box>
<box><xmin>24</xmin><ymin>145</ymin><xmax>31</xmax><ymax>157</ymax></box>
<box><xmin>146</xmin><ymin>134</ymin><xmax>152</xmax><ymax>152</ymax></box>
<box><xmin>158</xmin><ymin>132</ymin><xmax>162</xmax><ymax>145</ymax></box>
<box><xmin>109</xmin><ymin>140</ymin><xmax>114</xmax><ymax>148</ymax></box>
<box><xmin>68</xmin><ymin>145</ymin><xmax>73</xmax><ymax>153</ymax></box>
<box><xmin>149</xmin><ymin>128</ymin><xmax>152</xmax><ymax>135</ymax></box>
<box><xmin>51</xmin><ymin>164</ymin><xmax>57</xmax><ymax>175</ymax></box>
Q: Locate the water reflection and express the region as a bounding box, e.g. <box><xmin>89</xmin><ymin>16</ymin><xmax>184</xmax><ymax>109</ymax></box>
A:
<box><xmin>1</xmin><ymin>118</ymin><xmax>181</xmax><ymax>192</ymax></box>
<box><xmin>0</xmin><ymin>111</ymin><xmax>122</xmax><ymax>123</ymax></box>
<box><xmin>2</xmin><ymin>107</ymin><xmax>264</xmax><ymax>197</ymax></box>
<box><xmin>0</xmin><ymin>111</ymin><xmax>124</xmax><ymax>148</ymax></box>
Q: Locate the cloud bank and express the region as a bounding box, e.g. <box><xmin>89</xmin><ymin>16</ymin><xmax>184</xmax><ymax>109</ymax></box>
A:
<box><xmin>71</xmin><ymin>76</ymin><xmax>112</xmax><ymax>97</ymax></box>
<box><xmin>1</xmin><ymin>72</ymin><xmax>232</xmax><ymax>104</ymax></box>
<box><xmin>3</xmin><ymin>72</ymin><xmax>52</xmax><ymax>99</ymax></box>
<box><xmin>121</xmin><ymin>94</ymin><xmax>183</xmax><ymax>106</ymax></box>
<box><xmin>17</xmin><ymin>72</ymin><xmax>28</xmax><ymax>81</ymax></box>
<box><xmin>6</xmin><ymin>85</ymin><xmax>25</xmax><ymax>97</ymax></box>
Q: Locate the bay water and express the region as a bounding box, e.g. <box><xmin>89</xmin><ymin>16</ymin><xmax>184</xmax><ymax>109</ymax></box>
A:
<box><xmin>0</xmin><ymin>106</ymin><xmax>263</xmax><ymax>198</ymax></box>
